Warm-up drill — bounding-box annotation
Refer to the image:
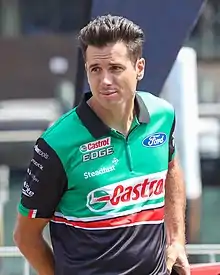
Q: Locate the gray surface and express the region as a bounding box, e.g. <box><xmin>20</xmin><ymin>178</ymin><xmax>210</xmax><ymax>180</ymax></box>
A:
<box><xmin>0</xmin><ymin>98</ymin><xmax>62</xmax><ymax>169</ymax></box>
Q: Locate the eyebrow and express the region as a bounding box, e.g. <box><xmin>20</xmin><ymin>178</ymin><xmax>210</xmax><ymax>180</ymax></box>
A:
<box><xmin>109</xmin><ymin>61</ymin><xmax>121</xmax><ymax>65</ymax></box>
<box><xmin>88</xmin><ymin>63</ymin><xmax>99</xmax><ymax>70</ymax></box>
<box><xmin>88</xmin><ymin>62</ymin><xmax>124</xmax><ymax>69</ymax></box>
<box><xmin>109</xmin><ymin>62</ymin><xmax>126</xmax><ymax>68</ymax></box>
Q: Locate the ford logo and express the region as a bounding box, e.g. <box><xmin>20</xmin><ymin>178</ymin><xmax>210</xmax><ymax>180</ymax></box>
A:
<box><xmin>142</xmin><ymin>133</ymin><xmax>167</xmax><ymax>148</ymax></box>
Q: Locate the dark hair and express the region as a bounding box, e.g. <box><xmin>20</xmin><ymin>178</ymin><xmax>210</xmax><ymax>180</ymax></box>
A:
<box><xmin>78</xmin><ymin>14</ymin><xmax>145</xmax><ymax>63</ymax></box>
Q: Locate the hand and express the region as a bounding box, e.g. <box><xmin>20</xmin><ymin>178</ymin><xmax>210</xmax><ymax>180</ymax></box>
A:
<box><xmin>166</xmin><ymin>243</ymin><xmax>190</xmax><ymax>275</ymax></box>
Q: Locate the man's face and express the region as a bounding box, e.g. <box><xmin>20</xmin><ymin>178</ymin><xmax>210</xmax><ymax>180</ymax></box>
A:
<box><xmin>85</xmin><ymin>42</ymin><xmax>145</xmax><ymax>107</ymax></box>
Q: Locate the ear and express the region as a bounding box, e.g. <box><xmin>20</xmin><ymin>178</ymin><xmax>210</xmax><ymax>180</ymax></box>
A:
<box><xmin>136</xmin><ymin>58</ymin><xmax>145</xmax><ymax>80</ymax></box>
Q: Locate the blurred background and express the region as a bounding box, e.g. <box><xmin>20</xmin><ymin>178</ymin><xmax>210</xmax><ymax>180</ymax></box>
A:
<box><xmin>0</xmin><ymin>0</ymin><xmax>220</xmax><ymax>274</ymax></box>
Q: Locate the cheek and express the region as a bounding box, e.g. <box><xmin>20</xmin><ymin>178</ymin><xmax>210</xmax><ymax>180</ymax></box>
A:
<box><xmin>87</xmin><ymin>74</ymin><xmax>98</xmax><ymax>88</ymax></box>
<box><xmin>120</xmin><ymin>74</ymin><xmax>137</xmax><ymax>90</ymax></box>
<box><xmin>87</xmin><ymin>72</ymin><xmax>92</xmax><ymax>85</ymax></box>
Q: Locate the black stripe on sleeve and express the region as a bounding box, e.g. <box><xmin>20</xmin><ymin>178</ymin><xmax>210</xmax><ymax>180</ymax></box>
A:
<box><xmin>21</xmin><ymin>138</ymin><xmax>67</xmax><ymax>218</ymax></box>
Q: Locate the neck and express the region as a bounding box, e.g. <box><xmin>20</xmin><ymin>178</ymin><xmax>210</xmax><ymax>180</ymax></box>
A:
<box><xmin>88</xmin><ymin>97</ymin><xmax>135</xmax><ymax>136</ymax></box>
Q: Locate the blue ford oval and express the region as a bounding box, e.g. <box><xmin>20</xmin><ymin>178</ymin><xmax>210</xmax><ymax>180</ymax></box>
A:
<box><xmin>142</xmin><ymin>132</ymin><xmax>167</xmax><ymax>148</ymax></box>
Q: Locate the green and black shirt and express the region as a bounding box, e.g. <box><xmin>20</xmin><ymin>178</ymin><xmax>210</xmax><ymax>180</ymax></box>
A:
<box><xmin>18</xmin><ymin>91</ymin><xmax>176</xmax><ymax>275</ymax></box>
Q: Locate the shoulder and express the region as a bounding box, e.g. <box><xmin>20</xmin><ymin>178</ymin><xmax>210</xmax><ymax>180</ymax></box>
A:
<box><xmin>39</xmin><ymin>108</ymin><xmax>86</xmax><ymax>164</ymax></box>
<box><xmin>137</xmin><ymin>91</ymin><xmax>174</xmax><ymax>112</ymax></box>
<box><xmin>42</xmin><ymin>108</ymin><xmax>78</xmax><ymax>141</ymax></box>
<box><xmin>137</xmin><ymin>91</ymin><xmax>174</xmax><ymax>115</ymax></box>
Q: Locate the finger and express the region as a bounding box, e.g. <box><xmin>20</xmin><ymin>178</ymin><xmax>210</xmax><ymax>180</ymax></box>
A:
<box><xmin>174</xmin><ymin>256</ymin><xmax>191</xmax><ymax>275</ymax></box>
<box><xmin>174</xmin><ymin>265</ymin><xmax>191</xmax><ymax>275</ymax></box>
<box><xmin>167</xmin><ymin>257</ymin><xmax>176</xmax><ymax>273</ymax></box>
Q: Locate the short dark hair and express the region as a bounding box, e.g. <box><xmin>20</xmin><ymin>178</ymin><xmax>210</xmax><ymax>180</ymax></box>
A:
<box><xmin>78</xmin><ymin>14</ymin><xmax>145</xmax><ymax>63</ymax></box>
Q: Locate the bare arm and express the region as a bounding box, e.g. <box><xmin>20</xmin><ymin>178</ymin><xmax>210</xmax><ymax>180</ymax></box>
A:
<box><xmin>165</xmin><ymin>157</ymin><xmax>186</xmax><ymax>246</ymax></box>
<box><xmin>13</xmin><ymin>138</ymin><xmax>67</xmax><ymax>274</ymax></box>
<box><xmin>13</xmin><ymin>214</ymin><xmax>54</xmax><ymax>275</ymax></box>
<box><xmin>165</xmin><ymin>114</ymin><xmax>190</xmax><ymax>274</ymax></box>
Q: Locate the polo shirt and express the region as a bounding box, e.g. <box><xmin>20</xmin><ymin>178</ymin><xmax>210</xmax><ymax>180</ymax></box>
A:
<box><xmin>18</xmin><ymin>91</ymin><xmax>175</xmax><ymax>275</ymax></box>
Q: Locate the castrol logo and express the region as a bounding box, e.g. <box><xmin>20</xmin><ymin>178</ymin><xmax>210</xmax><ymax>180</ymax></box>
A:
<box><xmin>80</xmin><ymin>137</ymin><xmax>111</xmax><ymax>153</ymax></box>
<box><xmin>86</xmin><ymin>171</ymin><xmax>167</xmax><ymax>212</ymax></box>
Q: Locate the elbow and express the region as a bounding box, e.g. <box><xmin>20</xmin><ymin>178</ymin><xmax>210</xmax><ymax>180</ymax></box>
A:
<box><xmin>13</xmin><ymin>214</ymin><xmax>47</xmax><ymax>249</ymax></box>
<box><xmin>13</xmin><ymin>226</ymin><xmax>31</xmax><ymax>249</ymax></box>
<box><xmin>13</xmin><ymin>224</ymin><xmax>43</xmax><ymax>250</ymax></box>
<box><xmin>13</xmin><ymin>228</ymin><xmax>23</xmax><ymax>248</ymax></box>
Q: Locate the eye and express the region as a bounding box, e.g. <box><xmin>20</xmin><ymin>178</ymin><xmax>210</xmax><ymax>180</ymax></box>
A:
<box><xmin>110</xmin><ymin>65</ymin><xmax>123</xmax><ymax>72</ymax></box>
<box><xmin>90</xmin><ymin>67</ymin><xmax>101</xmax><ymax>73</ymax></box>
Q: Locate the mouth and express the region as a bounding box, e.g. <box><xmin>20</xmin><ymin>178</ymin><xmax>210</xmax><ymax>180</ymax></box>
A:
<box><xmin>100</xmin><ymin>90</ymin><xmax>117</xmax><ymax>96</ymax></box>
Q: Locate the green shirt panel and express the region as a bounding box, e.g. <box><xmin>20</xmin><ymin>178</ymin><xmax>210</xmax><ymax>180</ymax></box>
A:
<box><xmin>41</xmin><ymin>92</ymin><xmax>175</xmax><ymax>219</ymax></box>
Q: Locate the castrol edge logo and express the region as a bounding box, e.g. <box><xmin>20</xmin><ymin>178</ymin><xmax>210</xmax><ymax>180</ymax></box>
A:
<box><xmin>80</xmin><ymin>137</ymin><xmax>111</xmax><ymax>153</ymax></box>
<box><xmin>86</xmin><ymin>171</ymin><xmax>167</xmax><ymax>212</ymax></box>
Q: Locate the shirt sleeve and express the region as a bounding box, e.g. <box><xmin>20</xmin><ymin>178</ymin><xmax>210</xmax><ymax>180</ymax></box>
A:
<box><xmin>168</xmin><ymin>115</ymin><xmax>176</xmax><ymax>162</ymax></box>
<box><xmin>18</xmin><ymin>137</ymin><xmax>67</xmax><ymax>218</ymax></box>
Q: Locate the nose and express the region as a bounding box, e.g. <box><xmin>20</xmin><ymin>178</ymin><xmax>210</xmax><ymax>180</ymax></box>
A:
<box><xmin>101</xmin><ymin>71</ymin><xmax>113</xmax><ymax>85</ymax></box>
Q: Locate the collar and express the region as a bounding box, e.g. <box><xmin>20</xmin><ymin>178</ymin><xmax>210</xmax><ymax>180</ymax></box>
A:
<box><xmin>76</xmin><ymin>92</ymin><xmax>150</xmax><ymax>138</ymax></box>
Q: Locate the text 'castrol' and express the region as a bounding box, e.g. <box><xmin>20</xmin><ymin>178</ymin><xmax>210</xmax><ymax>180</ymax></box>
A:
<box><xmin>87</xmin><ymin>173</ymin><xmax>167</xmax><ymax>212</ymax></box>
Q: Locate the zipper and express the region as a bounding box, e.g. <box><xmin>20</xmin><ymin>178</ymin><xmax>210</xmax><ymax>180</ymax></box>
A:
<box><xmin>125</xmin><ymin>125</ymin><xmax>138</xmax><ymax>172</ymax></box>
<box><xmin>114</xmin><ymin>125</ymin><xmax>139</xmax><ymax>172</ymax></box>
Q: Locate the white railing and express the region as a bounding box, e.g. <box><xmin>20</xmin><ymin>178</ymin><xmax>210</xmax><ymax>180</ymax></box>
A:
<box><xmin>186</xmin><ymin>244</ymin><xmax>220</xmax><ymax>263</ymax></box>
<box><xmin>0</xmin><ymin>246</ymin><xmax>30</xmax><ymax>275</ymax></box>
<box><xmin>1</xmin><ymin>245</ymin><xmax>220</xmax><ymax>275</ymax></box>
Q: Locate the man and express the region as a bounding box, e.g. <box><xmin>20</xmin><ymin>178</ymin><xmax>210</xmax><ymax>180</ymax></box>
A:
<box><xmin>13</xmin><ymin>15</ymin><xmax>190</xmax><ymax>275</ymax></box>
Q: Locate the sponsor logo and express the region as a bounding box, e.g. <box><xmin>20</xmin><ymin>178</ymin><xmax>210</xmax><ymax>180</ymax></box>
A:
<box><xmin>34</xmin><ymin>144</ymin><xmax>49</xmax><ymax>159</ymax></box>
<box><xmin>82</xmin><ymin>147</ymin><xmax>114</xmax><ymax>162</ymax></box>
<box><xmin>27</xmin><ymin>168</ymin><xmax>39</xmax><ymax>182</ymax></box>
<box><xmin>84</xmin><ymin>158</ymin><xmax>119</xmax><ymax>179</ymax></box>
<box><xmin>31</xmin><ymin>159</ymin><xmax>43</xmax><ymax>170</ymax></box>
<box><xmin>142</xmin><ymin>133</ymin><xmax>167</xmax><ymax>148</ymax></box>
<box><xmin>80</xmin><ymin>137</ymin><xmax>111</xmax><ymax>153</ymax></box>
<box><xmin>22</xmin><ymin>181</ymin><xmax>34</xmax><ymax>197</ymax></box>
<box><xmin>84</xmin><ymin>165</ymin><xmax>115</xmax><ymax>179</ymax></box>
<box><xmin>86</xmin><ymin>173</ymin><xmax>166</xmax><ymax>212</ymax></box>
<box><xmin>112</xmin><ymin>157</ymin><xmax>119</xmax><ymax>165</ymax></box>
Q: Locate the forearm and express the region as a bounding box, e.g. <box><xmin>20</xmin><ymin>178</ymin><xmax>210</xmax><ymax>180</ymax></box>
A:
<box><xmin>15</xmin><ymin>234</ymin><xmax>55</xmax><ymax>275</ymax></box>
<box><xmin>165</xmin><ymin>159</ymin><xmax>186</xmax><ymax>246</ymax></box>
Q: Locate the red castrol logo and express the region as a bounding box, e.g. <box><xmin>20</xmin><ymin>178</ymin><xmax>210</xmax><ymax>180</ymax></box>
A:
<box><xmin>80</xmin><ymin>137</ymin><xmax>111</xmax><ymax>153</ymax></box>
<box><xmin>86</xmin><ymin>172</ymin><xmax>167</xmax><ymax>212</ymax></box>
